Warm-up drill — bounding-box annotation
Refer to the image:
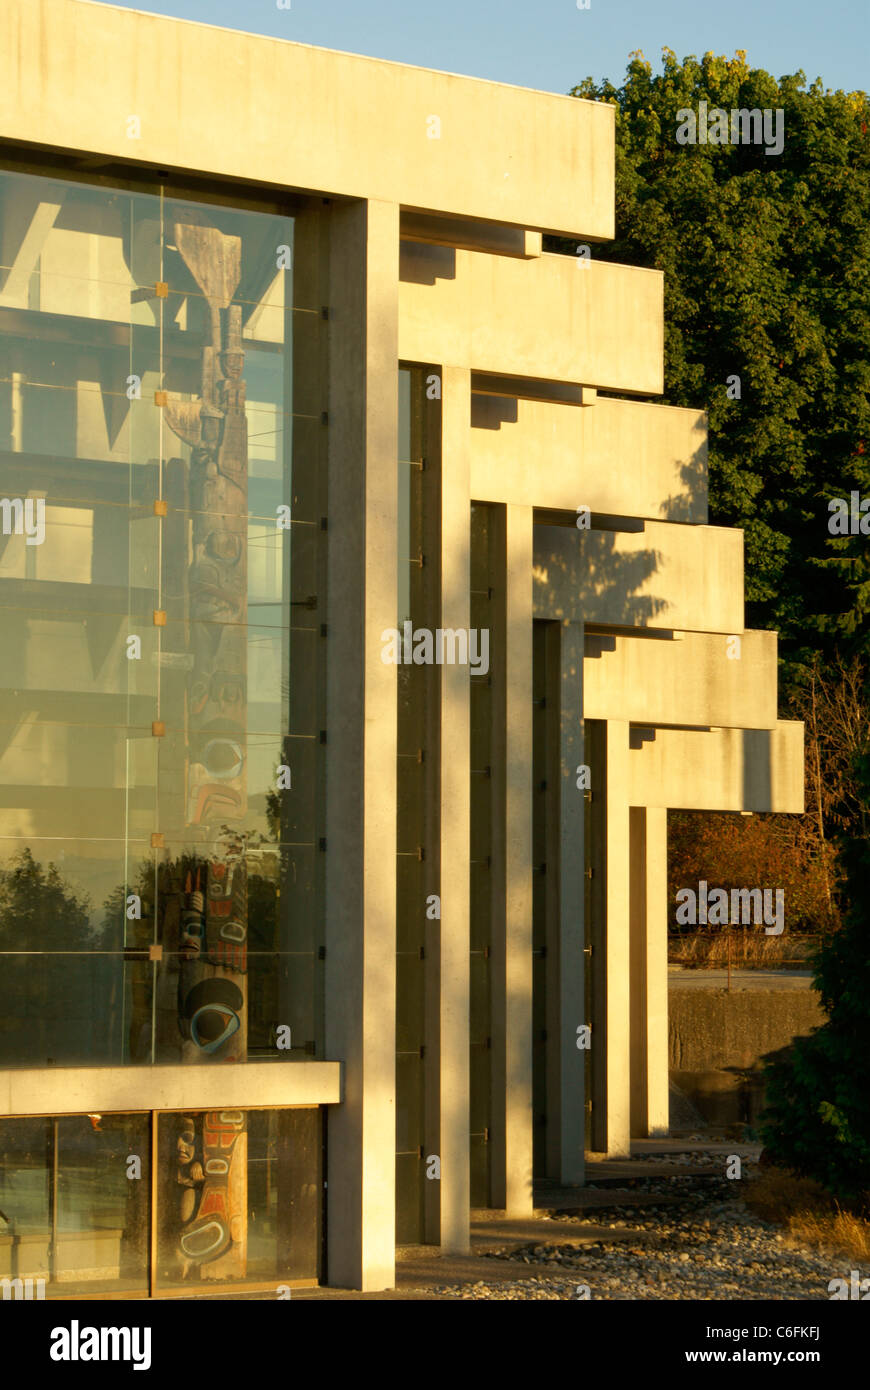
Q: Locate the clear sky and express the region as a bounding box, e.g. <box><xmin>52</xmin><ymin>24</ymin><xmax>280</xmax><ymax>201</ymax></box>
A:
<box><xmin>93</xmin><ymin>0</ymin><xmax>868</xmax><ymax>97</ymax></box>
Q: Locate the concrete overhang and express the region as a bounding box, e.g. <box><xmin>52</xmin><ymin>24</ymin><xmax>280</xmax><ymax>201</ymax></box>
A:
<box><xmin>0</xmin><ymin>0</ymin><xmax>614</xmax><ymax>239</ymax></box>
<box><xmin>628</xmin><ymin>722</ymin><xmax>805</xmax><ymax>813</ymax></box>
<box><xmin>584</xmin><ymin>629</ymin><xmax>778</xmax><ymax>728</ymax></box>
<box><xmin>470</xmin><ymin>395</ymin><xmax>706</xmax><ymax>521</ymax></box>
<box><xmin>533</xmin><ymin>521</ymin><xmax>744</xmax><ymax>633</ymax></box>
<box><xmin>400</xmin><ymin>246</ymin><xmax>663</xmax><ymax>394</ymax></box>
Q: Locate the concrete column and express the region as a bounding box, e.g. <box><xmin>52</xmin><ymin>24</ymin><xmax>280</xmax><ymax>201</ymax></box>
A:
<box><xmin>557</xmin><ymin>619</ymin><xmax>585</xmax><ymax>1183</ymax></box>
<box><xmin>439</xmin><ymin>365</ymin><xmax>471</xmax><ymax>1251</ymax></box>
<box><xmin>630</xmin><ymin>806</ymin><xmax>669</xmax><ymax>1137</ymax></box>
<box><xmin>324</xmin><ymin>198</ymin><xmax>398</xmax><ymax>1290</ymax></box>
<box><xmin>604</xmin><ymin>720</ymin><xmax>631</xmax><ymax>1156</ymax></box>
<box><xmin>494</xmin><ymin>503</ymin><xmax>534</xmax><ymax>1214</ymax></box>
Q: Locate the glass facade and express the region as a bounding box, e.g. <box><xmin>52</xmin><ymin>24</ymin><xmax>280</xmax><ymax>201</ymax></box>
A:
<box><xmin>0</xmin><ymin>1107</ymin><xmax>321</xmax><ymax>1294</ymax></box>
<box><xmin>0</xmin><ymin>165</ymin><xmax>327</xmax><ymax>1068</ymax></box>
<box><xmin>0</xmin><ymin>1113</ymin><xmax>149</xmax><ymax>1295</ymax></box>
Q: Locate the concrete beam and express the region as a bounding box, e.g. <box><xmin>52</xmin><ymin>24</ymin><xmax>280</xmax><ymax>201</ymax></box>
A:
<box><xmin>533</xmin><ymin>521</ymin><xmax>744</xmax><ymax>635</ymax></box>
<box><xmin>584</xmin><ymin>629</ymin><xmax>778</xmax><ymax>729</ymax></box>
<box><xmin>0</xmin><ymin>1062</ymin><xmax>341</xmax><ymax>1117</ymax></box>
<box><xmin>0</xmin><ymin>0</ymin><xmax>614</xmax><ymax>237</ymax></box>
<box><xmin>628</xmin><ymin>722</ymin><xmax>805</xmax><ymax>813</ymax></box>
<box><xmin>470</xmin><ymin>396</ymin><xmax>706</xmax><ymax>523</ymax></box>
<box><xmin>400</xmin><ymin>248</ymin><xmax>663</xmax><ymax>395</ymax></box>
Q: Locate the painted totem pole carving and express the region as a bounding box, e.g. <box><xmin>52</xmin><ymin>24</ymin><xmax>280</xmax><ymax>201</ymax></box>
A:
<box><xmin>162</xmin><ymin>215</ymin><xmax>249</xmax><ymax>1280</ymax></box>
<box><xmin>175</xmin><ymin>1111</ymin><xmax>247</xmax><ymax>1278</ymax></box>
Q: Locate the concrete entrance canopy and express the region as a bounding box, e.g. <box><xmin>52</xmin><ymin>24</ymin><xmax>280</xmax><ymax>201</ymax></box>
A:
<box><xmin>0</xmin><ymin>0</ymin><xmax>804</xmax><ymax>1292</ymax></box>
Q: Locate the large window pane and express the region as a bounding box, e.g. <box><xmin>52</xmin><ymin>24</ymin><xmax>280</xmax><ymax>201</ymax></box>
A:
<box><xmin>0</xmin><ymin>165</ymin><xmax>326</xmax><ymax>1066</ymax></box>
<box><xmin>0</xmin><ymin>1114</ymin><xmax>149</xmax><ymax>1294</ymax></box>
<box><xmin>155</xmin><ymin>1107</ymin><xmax>320</xmax><ymax>1289</ymax></box>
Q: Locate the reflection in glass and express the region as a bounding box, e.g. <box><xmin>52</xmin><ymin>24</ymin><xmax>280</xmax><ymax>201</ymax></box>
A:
<box><xmin>0</xmin><ymin>1114</ymin><xmax>149</xmax><ymax>1294</ymax></box>
<box><xmin>156</xmin><ymin>1107</ymin><xmax>320</xmax><ymax>1288</ymax></box>
<box><xmin>0</xmin><ymin>166</ymin><xmax>325</xmax><ymax>1068</ymax></box>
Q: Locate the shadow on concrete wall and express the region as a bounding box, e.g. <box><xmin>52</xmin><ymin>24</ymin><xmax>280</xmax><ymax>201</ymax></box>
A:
<box><xmin>470</xmin><ymin>393</ymin><xmax>519</xmax><ymax>429</ymax></box>
<box><xmin>533</xmin><ymin>524</ymin><xmax>668</xmax><ymax>629</ymax></box>
<box><xmin>662</xmin><ymin>438</ymin><xmax>708</xmax><ymax>525</ymax></box>
<box><xmin>743</xmin><ymin>727</ymin><xmax>774</xmax><ymax>812</ymax></box>
<box><xmin>399</xmin><ymin>241</ymin><xmax>456</xmax><ymax>285</ymax></box>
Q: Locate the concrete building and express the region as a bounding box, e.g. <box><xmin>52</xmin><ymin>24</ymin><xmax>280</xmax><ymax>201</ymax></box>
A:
<box><xmin>0</xmin><ymin>0</ymin><xmax>802</xmax><ymax>1295</ymax></box>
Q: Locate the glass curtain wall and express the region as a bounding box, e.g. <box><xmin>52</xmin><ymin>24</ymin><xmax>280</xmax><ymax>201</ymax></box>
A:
<box><xmin>0</xmin><ymin>165</ymin><xmax>327</xmax><ymax>1068</ymax></box>
<box><xmin>0</xmin><ymin>1107</ymin><xmax>321</xmax><ymax>1294</ymax></box>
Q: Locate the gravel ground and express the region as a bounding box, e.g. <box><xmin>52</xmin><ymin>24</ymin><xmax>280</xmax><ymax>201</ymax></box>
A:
<box><xmin>416</xmin><ymin>1174</ymin><xmax>869</xmax><ymax>1301</ymax></box>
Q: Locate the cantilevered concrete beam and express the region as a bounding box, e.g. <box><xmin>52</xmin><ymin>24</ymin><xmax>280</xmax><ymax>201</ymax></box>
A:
<box><xmin>533</xmin><ymin>522</ymin><xmax>744</xmax><ymax>635</ymax></box>
<box><xmin>584</xmin><ymin>629</ymin><xmax>778</xmax><ymax>729</ymax></box>
<box><xmin>628</xmin><ymin>722</ymin><xmax>805</xmax><ymax>813</ymax></box>
<box><xmin>470</xmin><ymin>395</ymin><xmax>706</xmax><ymax>524</ymax></box>
<box><xmin>400</xmin><ymin>249</ymin><xmax>663</xmax><ymax>395</ymax></box>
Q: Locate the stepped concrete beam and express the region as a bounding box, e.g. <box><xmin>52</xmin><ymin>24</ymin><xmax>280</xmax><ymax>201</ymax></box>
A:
<box><xmin>628</xmin><ymin>722</ymin><xmax>805</xmax><ymax>813</ymax></box>
<box><xmin>399</xmin><ymin>247</ymin><xmax>663</xmax><ymax>395</ymax></box>
<box><xmin>470</xmin><ymin>396</ymin><xmax>707</xmax><ymax>524</ymax></box>
<box><xmin>0</xmin><ymin>0</ymin><xmax>614</xmax><ymax>236</ymax></box>
<box><xmin>584</xmin><ymin>629</ymin><xmax>779</xmax><ymax>729</ymax></box>
<box><xmin>533</xmin><ymin>522</ymin><xmax>744</xmax><ymax>635</ymax></box>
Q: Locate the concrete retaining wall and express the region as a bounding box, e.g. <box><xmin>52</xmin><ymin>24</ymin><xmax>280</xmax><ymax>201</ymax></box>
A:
<box><xmin>668</xmin><ymin>981</ymin><xmax>825</xmax><ymax>1130</ymax></box>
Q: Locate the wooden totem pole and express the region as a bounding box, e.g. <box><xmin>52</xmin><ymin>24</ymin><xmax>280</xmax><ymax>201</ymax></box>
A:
<box><xmin>160</xmin><ymin>215</ymin><xmax>250</xmax><ymax>1281</ymax></box>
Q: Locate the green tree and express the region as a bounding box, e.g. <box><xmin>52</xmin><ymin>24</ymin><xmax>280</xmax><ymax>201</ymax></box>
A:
<box><xmin>562</xmin><ymin>50</ymin><xmax>870</xmax><ymax>688</ymax></box>
<box><xmin>0</xmin><ymin>847</ymin><xmax>94</xmax><ymax>950</ymax></box>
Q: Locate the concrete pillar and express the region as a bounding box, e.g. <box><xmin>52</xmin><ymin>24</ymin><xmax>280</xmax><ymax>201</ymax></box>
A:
<box><xmin>604</xmin><ymin>720</ymin><xmax>631</xmax><ymax>1156</ymax></box>
<box><xmin>630</xmin><ymin>805</ymin><xmax>669</xmax><ymax>1136</ymax></box>
<box><xmin>439</xmin><ymin>365</ymin><xmax>471</xmax><ymax>1251</ymax></box>
<box><xmin>324</xmin><ymin>198</ymin><xmax>398</xmax><ymax>1290</ymax></box>
<box><xmin>557</xmin><ymin>619</ymin><xmax>585</xmax><ymax>1183</ymax></box>
<box><xmin>492</xmin><ymin>503</ymin><xmax>534</xmax><ymax>1214</ymax></box>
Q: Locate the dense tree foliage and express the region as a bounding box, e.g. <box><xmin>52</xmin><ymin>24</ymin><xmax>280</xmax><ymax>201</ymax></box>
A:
<box><xmin>562</xmin><ymin>50</ymin><xmax>870</xmax><ymax>688</ymax></box>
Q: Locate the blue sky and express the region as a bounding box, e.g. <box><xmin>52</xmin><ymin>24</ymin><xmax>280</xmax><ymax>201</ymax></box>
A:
<box><xmin>95</xmin><ymin>0</ymin><xmax>868</xmax><ymax>97</ymax></box>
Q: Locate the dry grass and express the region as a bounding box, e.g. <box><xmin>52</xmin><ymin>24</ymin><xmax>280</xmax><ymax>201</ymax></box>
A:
<box><xmin>668</xmin><ymin>930</ymin><xmax>819</xmax><ymax>970</ymax></box>
<box><xmin>746</xmin><ymin>1166</ymin><xmax>870</xmax><ymax>1262</ymax></box>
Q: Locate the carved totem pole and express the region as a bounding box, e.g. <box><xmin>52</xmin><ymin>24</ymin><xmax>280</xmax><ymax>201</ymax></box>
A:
<box><xmin>161</xmin><ymin>216</ymin><xmax>249</xmax><ymax>1280</ymax></box>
